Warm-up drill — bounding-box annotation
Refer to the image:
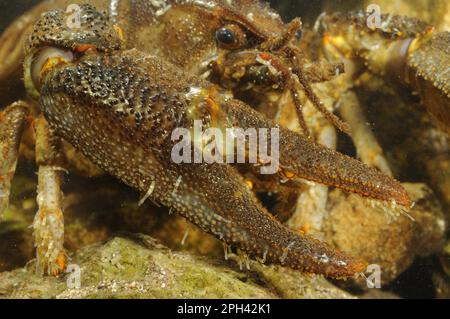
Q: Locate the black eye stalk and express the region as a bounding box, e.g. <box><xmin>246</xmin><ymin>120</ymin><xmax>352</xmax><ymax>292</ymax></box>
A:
<box><xmin>216</xmin><ymin>27</ymin><xmax>237</xmax><ymax>46</ymax></box>
<box><xmin>215</xmin><ymin>24</ymin><xmax>248</xmax><ymax>49</ymax></box>
<box><xmin>295</xmin><ymin>28</ymin><xmax>303</xmax><ymax>40</ymax></box>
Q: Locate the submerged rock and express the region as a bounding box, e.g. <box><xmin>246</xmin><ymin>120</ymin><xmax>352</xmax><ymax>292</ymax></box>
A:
<box><xmin>322</xmin><ymin>183</ymin><xmax>446</xmax><ymax>286</ymax></box>
<box><xmin>0</xmin><ymin>234</ymin><xmax>353</xmax><ymax>299</ymax></box>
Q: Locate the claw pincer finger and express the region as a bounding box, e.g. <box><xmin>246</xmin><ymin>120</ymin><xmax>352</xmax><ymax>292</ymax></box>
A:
<box><xmin>220</xmin><ymin>99</ymin><xmax>411</xmax><ymax>208</ymax></box>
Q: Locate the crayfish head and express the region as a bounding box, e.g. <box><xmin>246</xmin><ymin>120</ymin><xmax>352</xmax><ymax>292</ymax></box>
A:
<box><xmin>211</xmin><ymin>13</ymin><xmax>303</xmax><ymax>85</ymax></box>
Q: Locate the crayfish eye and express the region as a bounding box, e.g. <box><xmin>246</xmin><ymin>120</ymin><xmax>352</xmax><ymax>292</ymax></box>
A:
<box><xmin>215</xmin><ymin>24</ymin><xmax>247</xmax><ymax>49</ymax></box>
<box><xmin>216</xmin><ymin>27</ymin><xmax>236</xmax><ymax>46</ymax></box>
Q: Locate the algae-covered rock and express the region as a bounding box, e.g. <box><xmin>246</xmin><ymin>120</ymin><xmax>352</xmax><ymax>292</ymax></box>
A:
<box><xmin>249</xmin><ymin>263</ymin><xmax>355</xmax><ymax>299</ymax></box>
<box><xmin>0</xmin><ymin>234</ymin><xmax>353</xmax><ymax>299</ymax></box>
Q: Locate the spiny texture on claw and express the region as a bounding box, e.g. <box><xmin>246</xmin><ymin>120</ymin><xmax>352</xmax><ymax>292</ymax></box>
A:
<box><xmin>407</xmin><ymin>31</ymin><xmax>450</xmax><ymax>133</ymax></box>
<box><xmin>25</xmin><ymin>3</ymin><xmax>122</xmax><ymax>56</ymax></box>
<box><xmin>408</xmin><ymin>32</ymin><xmax>450</xmax><ymax>99</ymax></box>
<box><xmin>318</xmin><ymin>11</ymin><xmax>450</xmax><ymax>134</ymax></box>
<box><xmin>318</xmin><ymin>11</ymin><xmax>431</xmax><ymax>40</ymax></box>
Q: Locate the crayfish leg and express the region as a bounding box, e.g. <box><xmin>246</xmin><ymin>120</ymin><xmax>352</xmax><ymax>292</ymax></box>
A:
<box><xmin>0</xmin><ymin>101</ymin><xmax>29</xmax><ymax>218</ymax></box>
<box><xmin>33</xmin><ymin>116</ymin><xmax>66</xmax><ymax>276</ymax></box>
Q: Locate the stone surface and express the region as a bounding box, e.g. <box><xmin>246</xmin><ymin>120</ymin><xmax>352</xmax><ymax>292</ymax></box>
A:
<box><xmin>322</xmin><ymin>183</ymin><xmax>446</xmax><ymax>286</ymax></box>
<box><xmin>0</xmin><ymin>234</ymin><xmax>353</xmax><ymax>299</ymax></box>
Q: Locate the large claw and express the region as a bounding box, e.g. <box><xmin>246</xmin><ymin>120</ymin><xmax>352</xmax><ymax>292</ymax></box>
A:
<box><xmin>220</xmin><ymin>99</ymin><xmax>411</xmax><ymax>208</ymax></box>
<box><xmin>164</xmin><ymin>162</ymin><xmax>368</xmax><ymax>278</ymax></box>
<box><xmin>34</xmin><ymin>47</ymin><xmax>410</xmax><ymax>277</ymax></box>
<box><xmin>318</xmin><ymin>12</ymin><xmax>450</xmax><ymax>134</ymax></box>
<box><xmin>407</xmin><ymin>31</ymin><xmax>450</xmax><ymax>133</ymax></box>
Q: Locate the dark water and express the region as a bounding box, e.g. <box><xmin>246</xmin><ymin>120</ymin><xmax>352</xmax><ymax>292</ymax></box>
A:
<box><xmin>0</xmin><ymin>0</ymin><xmax>40</xmax><ymax>31</ymax></box>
